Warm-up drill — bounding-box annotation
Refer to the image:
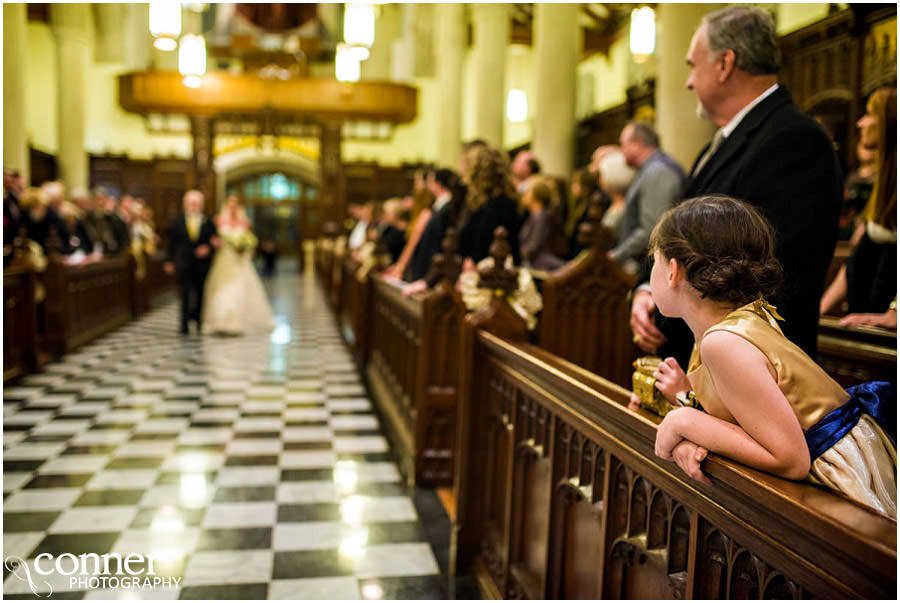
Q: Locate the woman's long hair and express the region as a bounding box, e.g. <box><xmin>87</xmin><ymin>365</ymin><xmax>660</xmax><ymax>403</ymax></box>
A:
<box><xmin>465</xmin><ymin>146</ymin><xmax>517</xmax><ymax>211</ymax></box>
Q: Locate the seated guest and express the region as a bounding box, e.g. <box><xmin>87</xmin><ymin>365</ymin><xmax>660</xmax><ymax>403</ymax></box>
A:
<box><xmin>821</xmin><ymin>87</ymin><xmax>896</xmax><ymax>321</ymax></box>
<box><xmin>458</xmin><ymin>146</ymin><xmax>521</xmax><ymax>265</ymax></box>
<box><xmin>376</xmin><ymin>199</ymin><xmax>407</xmax><ymax>264</ymax></box>
<box><xmin>519</xmin><ymin>178</ymin><xmax>565</xmax><ymax>272</ymax></box>
<box><xmin>637</xmin><ymin>195</ymin><xmax>895</xmax><ymax>517</ymax></box>
<box><xmin>598</xmin><ymin>150</ymin><xmax>636</xmax><ymax>242</ymax></box>
<box><xmin>406</xmin><ymin>168</ymin><xmax>461</xmax><ymax>283</ymax></box>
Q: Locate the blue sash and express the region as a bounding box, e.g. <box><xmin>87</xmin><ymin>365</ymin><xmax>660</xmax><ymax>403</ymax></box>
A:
<box><xmin>804</xmin><ymin>382</ymin><xmax>896</xmax><ymax>461</ymax></box>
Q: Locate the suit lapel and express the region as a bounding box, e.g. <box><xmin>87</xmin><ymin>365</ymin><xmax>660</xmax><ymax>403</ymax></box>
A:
<box><xmin>688</xmin><ymin>86</ymin><xmax>793</xmax><ymax>193</ymax></box>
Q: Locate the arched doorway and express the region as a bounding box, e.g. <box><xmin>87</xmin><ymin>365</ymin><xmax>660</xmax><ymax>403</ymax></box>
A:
<box><xmin>215</xmin><ymin>147</ymin><xmax>321</xmax><ymax>271</ymax></box>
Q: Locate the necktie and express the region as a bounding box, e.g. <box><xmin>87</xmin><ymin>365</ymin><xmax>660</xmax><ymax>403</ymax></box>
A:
<box><xmin>693</xmin><ymin>129</ymin><xmax>726</xmax><ymax>177</ymax></box>
<box><xmin>187</xmin><ymin>215</ymin><xmax>200</xmax><ymax>241</ymax></box>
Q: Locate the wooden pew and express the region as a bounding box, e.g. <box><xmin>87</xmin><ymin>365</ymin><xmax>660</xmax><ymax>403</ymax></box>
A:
<box><xmin>362</xmin><ymin>233</ymin><xmax>466</xmax><ymax>487</ymax></box>
<box><xmin>339</xmin><ymin>254</ymin><xmax>373</xmax><ymax>369</ymax></box>
<box><xmin>454</xmin><ymin>281</ymin><xmax>896</xmax><ymax>600</ymax></box>
<box><xmin>41</xmin><ymin>251</ymin><xmax>134</xmax><ymax>357</ymax></box>
<box><xmin>4</xmin><ymin>261</ymin><xmax>38</xmax><ymax>381</ymax></box>
<box><xmin>818</xmin><ymin>316</ymin><xmax>897</xmax><ymax>387</ymax></box>
<box><xmin>539</xmin><ymin>203</ymin><xmax>638</xmax><ymax>388</ymax></box>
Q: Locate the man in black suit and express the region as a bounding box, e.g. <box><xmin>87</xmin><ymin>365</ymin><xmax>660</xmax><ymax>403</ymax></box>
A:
<box><xmin>165</xmin><ymin>190</ymin><xmax>217</xmax><ymax>334</ymax></box>
<box><xmin>408</xmin><ymin>168</ymin><xmax>460</xmax><ymax>282</ymax></box>
<box><xmin>630</xmin><ymin>6</ymin><xmax>842</xmax><ymax>367</ymax></box>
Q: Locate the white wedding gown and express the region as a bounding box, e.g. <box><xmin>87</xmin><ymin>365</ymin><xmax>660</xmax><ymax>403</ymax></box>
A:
<box><xmin>202</xmin><ymin>226</ymin><xmax>275</xmax><ymax>335</ymax></box>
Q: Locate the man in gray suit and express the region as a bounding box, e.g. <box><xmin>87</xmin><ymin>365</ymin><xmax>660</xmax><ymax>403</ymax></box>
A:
<box><xmin>608</xmin><ymin>121</ymin><xmax>686</xmax><ymax>273</ymax></box>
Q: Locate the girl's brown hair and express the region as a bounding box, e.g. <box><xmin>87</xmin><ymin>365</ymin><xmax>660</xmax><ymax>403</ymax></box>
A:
<box><xmin>864</xmin><ymin>87</ymin><xmax>897</xmax><ymax>231</ymax></box>
<box><xmin>649</xmin><ymin>195</ymin><xmax>782</xmax><ymax>305</ymax></box>
<box><xmin>465</xmin><ymin>146</ymin><xmax>517</xmax><ymax>211</ymax></box>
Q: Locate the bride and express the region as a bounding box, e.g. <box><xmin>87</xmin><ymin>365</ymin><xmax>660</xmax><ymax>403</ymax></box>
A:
<box><xmin>203</xmin><ymin>196</ymin><xmax>275</xmax><ymax>335</ymax></box>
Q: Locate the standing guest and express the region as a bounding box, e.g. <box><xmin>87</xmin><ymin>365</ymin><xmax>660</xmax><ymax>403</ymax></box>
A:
<box><xmin>609</xmin><ymin>121</ymin><xmax>685</xmax><ymax>274</ymax></box>
<box><xmin>406</xmin><ymin>168</ymin><xmax>462</xmax><ymax>283</ymax></box>
<box><xmin>458</xmin><ymin>146</ymin><xmax>521</xmax><ymax>266</ymax></box>
<box><xmin>385</xmin><ymin>171</ymin><xmax>435</xmax><ymax>280</ymax></box>
<box><xmin>58</xmin><ymin>201</ymin><xmax>92</xmax><ymax>254</ymax></box>
<box><xmin>631</xmin><ymin>6</ymin><xmax>843</xmax><ymax>367</ymax></box>
<box><xmin>565</xmin><ymin>168</ymin><xmax>607</xmax><ymax>244</ymax></box>
<box><xmin>598</xmin><ymin>150</ymin><xmax>637</xmax><ymax>244</ymax></box>
<box><xmin>519</xmin><ymin>178</ymin><xmax>565</xmax><ymax>272</ymax></box>
<box><xmin>164</xmin><ymin>190</ymin><xmax>217</xmax><ymax>335</ymax></box>
<box><xmin>821</xmin><ymin>87</ymin><xmax>896</xmax><ymax>324</ymax></box>
<box><xmin>85</xmin><ymin>189</ymin><xmax>114</xmax><ymax>254</ymax></box>
<box><xmin>347</xmin><ymin>202</ymin><xmax>372</xmax><ymax>250</ymax></box>
<box><xmin>70</xmin><ymin>187</ymin><xmax>99</xmax><ymax>253</ymax></box>
<box><xmin>4</xmin><ymin>170</ymin><xmax>24</xmax><ymax>261</ymax></box>
<box><xmin>20</xmin><ymin>187</ymin><xmax>71</xmax><ymax>254</ymax></box>
<box><xmin>511</xmin><ymin>150</ymin><xmax>541</xmax><ymax>196</ymax></box>
<box><xmin>376</xmin><ymin>199</ymin><xmax>407</xmax><ymax>264</ymax></box>
<box><xmin>102</xmin><ymin>195</ymin><xmax>131</xmax><ymax>255</ymax></box>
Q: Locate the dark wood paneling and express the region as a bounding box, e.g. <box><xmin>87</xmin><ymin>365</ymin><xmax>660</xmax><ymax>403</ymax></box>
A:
<box><xmin>29</xmin><ymin>148</ymin><xmax>58</xmax><ymax>186</ymax></box>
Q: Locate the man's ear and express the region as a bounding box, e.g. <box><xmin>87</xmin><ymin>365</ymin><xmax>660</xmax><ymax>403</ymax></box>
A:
<box><xmin>718</xmin><ymin>49</ymin><xmax>736</xmax><ymax>83</ymax></box>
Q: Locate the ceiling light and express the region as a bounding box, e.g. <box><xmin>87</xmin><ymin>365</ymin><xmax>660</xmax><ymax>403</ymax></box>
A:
<box><xmin>149</xmin><ymin>2</ymin><xmax>182</xmax><ymax>51</ymax></box>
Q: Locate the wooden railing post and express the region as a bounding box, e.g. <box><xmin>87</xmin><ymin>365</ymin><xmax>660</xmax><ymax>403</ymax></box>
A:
<box><xmin>41</xmin><ymin>226</ymin><xmax>70</xmax><ymax>357</ymax></box>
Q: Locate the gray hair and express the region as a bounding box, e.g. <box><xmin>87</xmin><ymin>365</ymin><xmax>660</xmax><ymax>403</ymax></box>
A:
<box><xmin>702</xmin><ymin>6</ymin><xmax>781</xmax><ymax>75</ymax></box>
<box><xmin>598</xmin><ymin>151</ymin><xmax>635</xmax><ymax>195</ymax></box>
<box><xmin>625</xmin><ymin>121</ymin><xmax>660</xmax><ymax>149</ymax></box>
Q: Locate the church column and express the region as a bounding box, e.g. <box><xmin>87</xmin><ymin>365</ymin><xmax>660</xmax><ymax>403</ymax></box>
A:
<box><xmin>435</xmin><ymin>4</ymin><xmax>465</xmax><ymax>167</ymax></box>
<box><xmin>471</xmin><ymin>4</ymin><xmax>509</xmax><ymax>148</ymax></box>
<box><xmin>319</xmin><ymin>121</ymin><xmax>346</xmax><ymax>224</ymax></box>
<box><xmin>94</xmin><ymin>4</ymin><xmax>128</xmax><ymax>64</ymax></box>
<box><xmin>655</xmin><ymin>4</ymin><xmax>723</xmax><ymax>170</ymax></box>
<box><xmin>190</xmin><ymin>116</ymin><xmax>216</xmax><ymax>213</ymax></box>
<box><xmin>4</xmin><ymin>3</ymin><xmax>29</xmax><ymax>181</ymax></box>
<box><xmin>533</xmin><ymin>3</ymin><xmax>580</xmax><ymax>177</ymax></box>
<box><xmin>51</xmin><ymin>3</ymin><xmax>92</xmax><ymax>190</ymax></box>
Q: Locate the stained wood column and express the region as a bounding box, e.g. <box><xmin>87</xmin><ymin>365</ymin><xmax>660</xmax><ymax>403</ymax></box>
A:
<box><xmin>319</xmin><ymin>121</ymin><xmax>346</xmax><ymax>224</ymax></box>
<box><xmin>190</xmin><ymin>116</ymin><xmax>215</xmax><ymax>212</ymax></box>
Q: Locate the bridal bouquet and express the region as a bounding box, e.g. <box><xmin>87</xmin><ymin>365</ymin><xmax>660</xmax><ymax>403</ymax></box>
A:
<box><xmin>223</xmin><ymin>230</ymin><xmax>258</xmax><ymax>254</ymax></box>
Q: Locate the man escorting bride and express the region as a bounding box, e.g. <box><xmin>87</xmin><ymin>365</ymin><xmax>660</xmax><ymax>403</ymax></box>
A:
<box><xmin>165</xmin><ymin>190</ymin><xmax>274</xmax><ymax>336</ymax></box>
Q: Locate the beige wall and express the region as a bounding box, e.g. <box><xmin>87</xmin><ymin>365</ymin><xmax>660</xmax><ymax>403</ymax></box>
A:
<box><xmin>775</xmin><ymin>3</ymin><xmax>832</xmax><ymax>35</ymax></box>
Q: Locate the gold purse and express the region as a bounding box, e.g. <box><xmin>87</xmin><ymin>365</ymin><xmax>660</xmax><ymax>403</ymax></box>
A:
<box><xmin>632</xmin><ymin>356</ymin><xmax>675</xmax><ymax>417</ymax></box>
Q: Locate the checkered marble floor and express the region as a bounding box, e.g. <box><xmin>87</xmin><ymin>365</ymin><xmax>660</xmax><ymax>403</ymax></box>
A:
<box><xmin>3</xmin><ymin>271</ymin><xmax>448</xmax><ymax>600</ymax></box>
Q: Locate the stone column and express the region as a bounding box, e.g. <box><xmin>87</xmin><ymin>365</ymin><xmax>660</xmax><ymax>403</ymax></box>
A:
<box><xmin>51</xmin><ymin>3</ymin><xmax>92</xmax><ymax>190</ymax></box>
<box><xmin>655</xmin><ymin>4</ymin><xmax>723</xmax><ymax>170</ymax></box>
<box><xmin>94</xmin><ymin>4</ymin><xmax>128</xmax><ymax>64</ymax></box>
<box><xmin>471</xmin><ymin>4</ymin><xmax>509</xmax><ymax>148</ymax></box>
<box><xmin>190</xmin><ymin>116</ymin><xmax>216</xmax><ymax>213</ymax></box>
<box><xmin>4</xmin><ymin>3</ymin><xmax>29</xmax><ymax>181</ymax></box>
<box><xmin>435</xmin><ymin>4</ymin><xmax>465</xmax><ymax>167</ymax></box>
<box><xmin>319</xmin><ymin>121</ymin><xmax>346</xmax><ymax>224</ymax></box>
<box><xmin>533</xmin><ymin>3</ymin><xmax>580</xmax><ymax>177</ymax></box>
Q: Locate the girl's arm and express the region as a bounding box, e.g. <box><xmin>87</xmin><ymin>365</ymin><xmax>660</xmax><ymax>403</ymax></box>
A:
<box><xmin>388</xmin><ymin>209</ymin><xmax>431</xmax><ymax>277</ymax></box>
<box><xmin>656</xmin><ymin>330</ymin><xmax>810</xmax><ymax>480</ymax></box>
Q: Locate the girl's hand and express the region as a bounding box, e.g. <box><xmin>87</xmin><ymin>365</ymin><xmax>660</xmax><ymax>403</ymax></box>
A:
<box><xmin>653</xmin><ymin>357</ymin><xmax>692</xmax><ymax>403</ymax></box>
<box><xmin>655</xmin><ymin>407</ymin><xmax>690</xmax><ymax>460</ymax></box>
<box><xmin>671</xmin><ymin>440</ymin><xmax>711</xmax><ymax>485</ymax></box>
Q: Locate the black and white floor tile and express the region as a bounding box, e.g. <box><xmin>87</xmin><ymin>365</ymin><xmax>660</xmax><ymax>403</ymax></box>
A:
<box><xmin>3</xmin><ymin>271</ymin><xmax>450</xmax><ymax>600</ymax></box>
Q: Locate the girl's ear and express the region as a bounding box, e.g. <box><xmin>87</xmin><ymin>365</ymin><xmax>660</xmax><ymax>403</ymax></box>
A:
<box><xmin>667</xmin><ymin>257</ymin><xmax>682</xmax><ymax>288</ymax></box>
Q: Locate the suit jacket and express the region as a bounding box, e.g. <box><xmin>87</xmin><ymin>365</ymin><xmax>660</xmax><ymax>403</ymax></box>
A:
<box><xmin>378</xmin><ymin>224</ymin><xmax>407</xmax><ymax>264</ymax></box>
<box><xmin>167</xmin><ymin>214</ymin><xmax>217</xmax><ymax>279</ymax></box>
<box><xmin>409</xmin><ymin>202</ymin><xmax>452</xmax><ymax>282</ymax></box>
<box><xmin>659</xmin><ymin>85</ymin><xmax>842</xmax><ymax>364</ymax></box>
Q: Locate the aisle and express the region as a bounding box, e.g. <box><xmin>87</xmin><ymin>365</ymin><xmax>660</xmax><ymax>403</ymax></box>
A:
<box><xmin>3</xmin><ymin>270</ymin><xmax>445</xmax><ymax>600</ymax></box>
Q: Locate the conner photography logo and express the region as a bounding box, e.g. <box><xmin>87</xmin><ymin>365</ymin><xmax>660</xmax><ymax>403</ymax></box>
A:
<box><xmin>4</xmin><ymin>553</ymin><xmax>182</xmax><ymax>598</ymax></box>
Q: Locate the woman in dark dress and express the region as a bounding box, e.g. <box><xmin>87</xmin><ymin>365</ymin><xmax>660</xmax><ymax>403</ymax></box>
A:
<box><xmin>457</xmin><ymin>146</ymin><xmax>521</xmax><ymax>265</ymax></box>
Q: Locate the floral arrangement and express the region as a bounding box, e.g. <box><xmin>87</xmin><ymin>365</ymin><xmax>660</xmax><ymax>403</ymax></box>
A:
<box><xmin>223</xmin><ymin>229</ymin><xmax>258</xmax><ymax>253</ymax></box>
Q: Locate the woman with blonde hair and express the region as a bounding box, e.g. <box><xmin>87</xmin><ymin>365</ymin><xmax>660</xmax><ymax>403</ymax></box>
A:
<box><xmin>457</xmin><ymin>145</ymin><xmax>521</xmax><ymax>265</ymax></box>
